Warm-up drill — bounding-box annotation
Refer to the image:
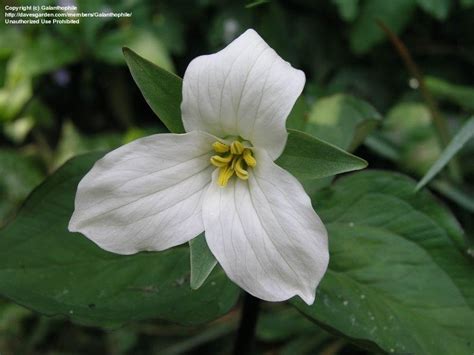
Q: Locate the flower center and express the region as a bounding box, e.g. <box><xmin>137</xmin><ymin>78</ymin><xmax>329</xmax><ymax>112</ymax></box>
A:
<box><xmin>210</xmin><ymin>140</ymin><xmax>257</xmax><ymax>187</ymax></box>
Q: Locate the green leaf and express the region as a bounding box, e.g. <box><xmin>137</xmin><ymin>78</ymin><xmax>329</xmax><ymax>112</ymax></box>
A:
<box><xmin>276</xmin><ymin>129</ymin><xmax>368</xmax><ymax>180</ymax></box>
<box><xmin>350</xmin><ymin>0</ymin><xmax>416</xmax><ymax>54</ymax></box>
<box><xmin>416</xmin><ymin>0</ymin><xmax>450</xmax><ymax>20</ymax></box>
<box><xmin>293</xmin><ymin>171</ymin><xmax>474</xmax><ymax>354</ymax></box>
<box><xmin>332</xmin><ymin>0</ymin><xmax>360</xmax><ymax>21</ymax></box>
<box><xmin>416</xmin><ymin>116</ymin><xmax>474</xmax><ymax>190</ymax></box>
<box><xmin>305</xmin><ymin>94</ymin><xmax>381</xmax><ymax>151</ymax></box>
<box><xmin>189</xmin><ymin>234</ymin><xmax>217</xmax><ymax>290</ymax></box>
<box><xmin>123</xmin><ymin>47</ymin><xmax>184</xmax><ymax>133</ymax></box>
<box><xmin>0</xmin><ymin>153</ymin><xmax>239</xmax><ymax>327</ymax></box>
<box><xmin>425</xmin><ymin>76</ymin><xmax>474</xmax><ymax>111</ymax></box>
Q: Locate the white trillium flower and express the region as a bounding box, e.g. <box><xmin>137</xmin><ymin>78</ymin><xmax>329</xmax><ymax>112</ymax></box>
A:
<box><xmin>69</xmin><ymin>29</ymin><xmax>329</xmax><ymax>305</ymax></box>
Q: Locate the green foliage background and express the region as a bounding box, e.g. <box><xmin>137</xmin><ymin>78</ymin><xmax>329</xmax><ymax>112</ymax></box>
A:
<box><xmin>0</xmin><ymin>0</ymin><xmax>473</xmax><ymax>354</ymax></box>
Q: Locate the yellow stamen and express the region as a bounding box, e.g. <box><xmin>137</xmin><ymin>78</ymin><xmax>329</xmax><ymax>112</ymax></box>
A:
<box><xmin>230</xmin><ymin>141</ymin><xmax>244</xmax><ymax>155</ymax></box>
<box><xmin>243</xmin><ymin>149</ymin><xmax>256</xmax><ymax>167</ymax></box>
<box><xmin>210</xmin><ymin>154</ymin><xmax>233</xmax><ymax>167</ymax></box>
<box><xmin>210</xmin><ymin>140</ymin><xmax>256</xmax><ymax>186</ymax></box>
<box><xmin>212</xmin><ymin>141</ymin><xmax>229</xmax><ymax>153</ymax></box>
<box><xmin>210</xmin><ymin>157</ymin><xmax>227</xmax><ymax>168</ymax></box>
<box><xmin>234</xmin><ymin>157</ymin><xmax>249</xmax><ymax>180</ymax></box>
<box><xmin>218</xmin><ymin>166</ymin><xmax>235</xmax><ymax>186</ymax></box>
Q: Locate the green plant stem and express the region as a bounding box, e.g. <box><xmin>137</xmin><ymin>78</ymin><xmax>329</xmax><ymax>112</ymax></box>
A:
<box><xmin>232</xmin><ymin>293</ymin><xmax>261</xmax><ymax>355</ymax></box>
<box><xmin>376</xmin><ymin>20</ymin><xmax>462</xmax><ymax>183</ymax></box>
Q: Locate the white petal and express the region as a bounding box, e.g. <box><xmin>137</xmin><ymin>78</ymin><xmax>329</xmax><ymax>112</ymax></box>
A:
<box><xmin>181</xmin><ymin>29</ymin><xmax>305</xmax><ymax>160</ymax></box>
<box><xmin>202</xmin><ymin>149</ymin><xmax>328</xmax><ymax>304</ymax></box>
<box><xmin>69</xmin><ymin>131</ymin><xmax>216</xmax><ymax>255</ymax></box>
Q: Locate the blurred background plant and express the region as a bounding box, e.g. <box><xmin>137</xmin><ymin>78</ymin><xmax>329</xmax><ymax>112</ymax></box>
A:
<box><xmin>1</xmin><ymin>0</ymin><xmax>473</xmax><ymax>354</ymax></box>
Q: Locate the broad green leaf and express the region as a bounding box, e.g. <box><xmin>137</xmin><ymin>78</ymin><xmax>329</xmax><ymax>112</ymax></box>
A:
<box><xmin>350</xmin><ymin>0</ymin><xmax>416</xmax><ymax>54</ymax></box>
<box><xmin>425</xmin><ymin>76</ymin><xmax>474</xmax><ymax>111</ymax></box>
<box><xmin>416</xmin><ymin>0</ymin><xmax>450</xmax><ymax>20</ymax></box>
<box><xmin>189</xmin><ymin>234</ymin><xmax>217</xmax><ymax>290</ymax></box>
<box><xmin>293</xmin><ymin>171</ymin><xmax>474</xmax><ymax>354</ymax></box>
<box><xmin>276</xmin><ymin>129</ymin><xmax>368</xmax><ymax>181</ymax></box>
<box><xmin>123</xmin><ymin>47</ymin><xmax>184</xmax><ymax>133</ymax></box>
<box><xmin>305</xmin><ymin>94</ymin><xmax>381</xmax><ymax>151</ymax></box>
<box><xmin>95</xmin><ymin>28</ymin><xmax>174</xmax><ymax>72</ymax></box>
<box><xmin>332</xmin><ymin>0</ymin><xmax>360</xmax><ymax>21</ymax></box>
<box><xmin>417</xmin><ymin>116</ymin><xmax>474</xmax><ymax>190</ymax></box>
<box><xmin>0</xmin><ymin>153</ymin><xmax>239</xmax><ymax>327</ymax></box>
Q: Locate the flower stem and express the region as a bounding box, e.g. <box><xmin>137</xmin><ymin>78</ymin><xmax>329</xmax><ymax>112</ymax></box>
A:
<box><xmin>232</xmin><ymin>293</ymin><xmax>261</xmax><ymax>355</ymax></box>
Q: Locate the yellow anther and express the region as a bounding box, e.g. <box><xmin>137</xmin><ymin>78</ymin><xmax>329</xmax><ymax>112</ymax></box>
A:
<box><xmin>243</xmin><ymin>149</ymin><xmax>256</xmax><ymax>167</ymax></box>
<box><xmin>211</xmin><ymin>140</ymin><xmax>256</xmax><ymax>186</ymax></box>
<box><xmin>210</xmin><ymin>156</ymin><xmax>227</xmax><ymax>168</ymax></box>
<box><xmin>230</xmin><ymin>141</ymin><xmax>244</xmax><ymax>155</ymax></box>
<box><xmin>234</xmin><ymin>157</ymin><xmax>249</xmax><ymax>180</ymax></box>
<box><xmin>218</xmin><ymin>166</ymin><xmax>235</xmax><ymax>187</ymax></box>
<box><xmin>212</xmin><ymin>141</ymin><xmax>229</xmax><ymax>153</ymax></box>
<box><xmin>210</xmin><ymin>154</ymin><xmax>233</xmax><ymax>168</ymax></box>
